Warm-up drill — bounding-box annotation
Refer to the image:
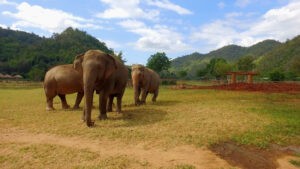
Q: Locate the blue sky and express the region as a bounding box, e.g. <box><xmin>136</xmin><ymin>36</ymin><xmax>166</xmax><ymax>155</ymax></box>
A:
<box><xmin>1</xmin><ymin>0</ymin><xmax>300</xmax><ymax>64</ymax></box>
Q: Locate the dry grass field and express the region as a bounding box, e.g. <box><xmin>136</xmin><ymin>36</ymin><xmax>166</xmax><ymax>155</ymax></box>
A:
<box><xmin>0</xmin><ymin>81</ymin><xmax>299</xmax><ymax>169</ymax></box>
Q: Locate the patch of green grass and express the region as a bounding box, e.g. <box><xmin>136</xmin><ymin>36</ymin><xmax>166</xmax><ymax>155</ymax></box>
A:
<box><xmin>232</xmin><ymin>94</ymin><xmax>300</xmax><ymax>148</ymax></box>
<box><xmin>290</xmin><ymin>159</ymin><xmax>300</xmax><ymax>167</ymax></box>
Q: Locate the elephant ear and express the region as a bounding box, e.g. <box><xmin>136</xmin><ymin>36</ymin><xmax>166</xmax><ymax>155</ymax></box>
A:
<box><xmin>104</xmin><ymin>54</ymin><xmax>118</xmax><ymax>79</ymax></box>
<box><xmin>73</xmin><ymin>53</ymin><xmax>84</xmax><ymax>71</ymax></box>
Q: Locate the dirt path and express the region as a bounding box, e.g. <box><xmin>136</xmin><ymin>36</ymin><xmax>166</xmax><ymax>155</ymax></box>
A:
<box><xmin>171</xmin><ymin>82</ymin><xmax>300</xmax><ymax>93</ymax></box>
<box><xmin>0</xmin><ymin>128</ymin><xmax>233</xmax><ymax>169</ymax></box>
<box><xmin>0</xmin><ymin>128</ymin><xmax>298</xmax><ymax>169</ymax></box>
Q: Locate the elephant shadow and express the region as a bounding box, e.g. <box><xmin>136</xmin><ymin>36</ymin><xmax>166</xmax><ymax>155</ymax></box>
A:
<box><xmin>122</xmin><ymin>100</ymin><xmax>179</xmax><ymax>108</ymax></box>
<box><xmin>107</xmin><ymin>107</ymin><xmax>167</xmax><ymax>127</ymax></box>
<box><xmin>148</xmin><ymin>100</ymin><xmax>180</xmax><ymax>106</ymax></box>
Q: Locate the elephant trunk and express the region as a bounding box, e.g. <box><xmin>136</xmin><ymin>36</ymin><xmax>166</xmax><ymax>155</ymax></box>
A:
<box><xmin>133</xmin><ymin>85</ymin><xmax>140</xmax><ymax>105</ymax></box>
<box><xmin>82</xmin><ymin>64</ymin><xmax>98</xmax><ymax>127</ymax></box>
<box><xmin>132</xmin><ymin>73</ymin><xmax>140</xmax><ymax>105</ymax></box>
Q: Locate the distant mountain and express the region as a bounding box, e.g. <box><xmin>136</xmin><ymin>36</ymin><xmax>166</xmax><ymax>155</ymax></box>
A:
<box><xmin>170</xmin><ymin>39</ymin><xmax>282</xmax><ymax>76</ymax></box>
<box><xmin>256</xmin><ymin>35</ymin><xmax>300</xmax><ymax>76</ymax></box>
<box><xmin>171</xmin><ymin>52</ymin><xmax>204</xmax><ymax>68</ymax></box>
<box><xmin>246</xmin><ymin>40</ymin><xmax>282</xmax><ymax>58</ymax></box>
<box><xmin>0</xmin><ymin>27</ymin><xmax>113</xmax><ymax>80</ymax></box>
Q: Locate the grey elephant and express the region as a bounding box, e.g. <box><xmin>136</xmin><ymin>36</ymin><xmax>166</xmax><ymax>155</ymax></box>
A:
<box><xmin>131</xmin><ymin>64</ymin><xmax>160</xmax><ymax>105</ymax></box>
<box><xmin>43</xmin><ymin>64</ymin><xmax>83</xmax><ymax>110</ymax></box>
<box><xmin>73</xmin><ymin>50</ymin><xmax>128</xmax><ymax>127</ymax></box>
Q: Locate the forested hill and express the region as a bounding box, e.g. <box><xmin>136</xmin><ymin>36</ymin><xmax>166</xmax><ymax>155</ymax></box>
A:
<box><xmin>0</xmin><ymin>27</ymin><xmax>113</xmax><ymax>80</ymax></box>
<box><xmin>170</xmin><ymin>36</ymin><xmax>300</xmax><ymax>78</ymax></box>
<box><xmin>256</xmin><ymin>35</ymin><xmax>300</xmax><ymax>76</ymax></box>
<box><xmin>171</xmin><ymin>39</ymin><xmax>281</xmax><ymax>71</ymax></box>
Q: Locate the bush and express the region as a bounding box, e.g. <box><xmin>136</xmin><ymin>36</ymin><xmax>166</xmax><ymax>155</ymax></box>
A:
<box><xmin>269</xmin><ymin>71</ymin><xmax>285</xmax><ymax>81</ymax></box>
<box><xmin>161</xmin><ymin>79</ymin><xmax>177</xmax><ymax>85</ymax></box>
<box><xmin>285</xmin><ymin>71</ymin><xmax>297</xmax><ymax>81</ymax></box>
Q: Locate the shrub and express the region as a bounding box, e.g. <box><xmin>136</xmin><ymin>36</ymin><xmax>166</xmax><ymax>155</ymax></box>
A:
<box><xmin>269</xmin><ymin>71</ymin><xmax>285</xmax><ymax>81</ymax></box>
<box><xmin>285</xmin><ymin>71</ymin><xmax>297</xmax><ymax>81</ymax></box>
<box><xmin>161</xmin><ymin>79</ymin><xmax>177</xmax><ymax>85</ymax></box>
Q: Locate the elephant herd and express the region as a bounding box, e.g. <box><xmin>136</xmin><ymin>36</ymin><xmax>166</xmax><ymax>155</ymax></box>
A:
<box><xmin>43</xmin><ymin>49</ymin><xmax>160</xmax><ymax>127</ymax></box>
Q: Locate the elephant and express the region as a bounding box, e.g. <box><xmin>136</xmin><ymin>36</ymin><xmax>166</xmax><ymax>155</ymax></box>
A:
<box><xmin>73</xmin><ymin>50</ymin><xmax>128</xmax><ymax>127</ymax></box>
<box><xmin>43</xmin><ymin>64</ymin><xmax>83</xmax><ymax>111</ymax></box>
<box><xmin>131</xmin><ymin>64</ymin><xmax>160</xmax><ymax>105</ymax></box>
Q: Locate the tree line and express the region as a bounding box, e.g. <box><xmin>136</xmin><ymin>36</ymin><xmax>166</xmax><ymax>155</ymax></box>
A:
<box><xmin>1</xmin><ymin>27</ymin><xmax>299</xmax><ymax>81</ymax></box>
<box><xmin>0</xmin><ymin>27</ymin><xmax>114</xmax><ymax>80</ymax></box>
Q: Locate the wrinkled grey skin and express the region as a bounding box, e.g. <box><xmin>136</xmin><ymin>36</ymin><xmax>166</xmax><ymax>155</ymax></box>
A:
<box><xmin>73</xmin><ymin>50</ymin><xmax>128</xmax><ymax>127</ymax></box>
<box><xmin>131</xmin><ymin>64</ymin><xmax>160</xmax><ymax>106</ymax></box>
<box><xmin>43</xmin><ymin>64</ymin><xmax>83</xmax><ymax>110</ymax></box>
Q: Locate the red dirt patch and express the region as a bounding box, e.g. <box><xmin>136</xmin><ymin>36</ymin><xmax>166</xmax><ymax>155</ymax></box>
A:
<box><xmin>171</xmin><ymin>82</ymin><xmax>300</xmax><ymax>93</ymax></box>
<box><xmin>210</xmin><ymin>142</ymin><xmax>279</xmax><ymax>169</ymax></box>
<box><xmin>210</xmin><ymin>142</ymin><xmax>300</xmax><ymax>169</ymax></box>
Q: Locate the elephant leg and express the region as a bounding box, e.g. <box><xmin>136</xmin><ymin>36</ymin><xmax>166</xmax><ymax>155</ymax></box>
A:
<box><xmin>46</xmin><ymin>95</ymin><xmax>55</xmax><ymax>111</ymax></box>
<box><xmin>58</xmin><ymin>94</ymin><xmax>70</xmax><ymax>109</ymax></box>
<box><xmin>116</xmin><ymin>94</ymin><xmax>123</xmax><ymax>113</ymax></box>
<box><xmin>73</xmin><ymin>92</ymin><xmax>83</xmax><ymax>109</ymax></box>
<box><xmin>137</xmin><ymin>87</ymin><xmax>141</xmax><ymax>104</ymax></box>
<box><xmin>107</xmin><ymin>95</ymin><xmax>113</xmax><ymax>112</ymax></box>
<box><xmin>140</xmin><ymin>89</ymin><xmax>148</xmax><ymax>105</ymax></box>
<box><xmin>99</xmin><ymin>93</ymin><xmax>108</xmax><ymax>120</ymax></box>
<box><xmin>82</xmin><ymin>108</ymin><xmax>86</xmax><ymax>121</ymax></box>
<box><xmin>84</xmin><ymin>87</ymin><xmax>94</xmax><ymax>127</ymax></box>
<box><xmin>134</xmin><ymin>86</ymin><xmax>141</xmax><ymax>106</ymax></box>
<box><xmin>152</xmin><ymin>89</ymin><xmax>158</xmax><ymax>102</ymax></box>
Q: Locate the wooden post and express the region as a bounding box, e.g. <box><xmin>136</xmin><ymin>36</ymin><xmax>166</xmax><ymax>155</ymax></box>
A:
<box><xmin>247</xmin><ymin>74</ymin><xmax>253</xmax><ymax>83</ymax></box>
<box><xmin>231</xmin><ymin>73</ymin><xmax>237</xmax><ymax>84</ymax></box>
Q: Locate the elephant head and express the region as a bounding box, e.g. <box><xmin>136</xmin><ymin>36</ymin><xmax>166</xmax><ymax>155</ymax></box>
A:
<box><xmin>73</xmin><ymin>53</ymin><xmax>84</xmax><ymax>74</ymax></box>
<box><xmin>131</xmin><ymin>64</ymin><xmax>145</xmax><ymax>87</ymax></box>
<box><xmin>73</xmin><ymin>51</ymin><xmax>117</xmax><ymax>81</ymax></box>
<box><xmin>131</xmin><ymin>64</ymin><xmax>146</xmax><ymax>105</ymax></box>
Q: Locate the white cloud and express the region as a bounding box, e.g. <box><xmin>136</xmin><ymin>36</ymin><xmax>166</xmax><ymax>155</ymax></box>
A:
<box><xmin>146</xmin><ymin>0</ymin><xmax>192</xmax><ymax>15</ymax></box>
<box><xmin>191</xmin><ymin>20</ymin><xmax>242</xmax><ymax>49</ymax></box>
<box><xmin>2</xmin><ymin>2</ymin><xmax>100</xmax><ymax>33</ymax></box>
<box><xmin>0</xmin><ymin>0</ymin><xmax>17</xmax><ymax>6</ymax></box>
<box><xmin>246</xmin><ymin>1</ymin><xmax>300</xmax><ymax>40</ymax></box>
<box><xmin>98</xmin><ymin>38</ymin><xmax>121</xmax><ymax>49</ymax></box>
<box><xmin>191</xmin><ymin>1</ymin><xmax>300</xmax><ymax>52</ymax></box>
<box><xmin>96</xmin><ymin>0</ymin><xmax>159</xmax><ymax>20</ymax></box>
<box><xmin>119</xmin><ymin>19</ymin><xmax>190</xmax><ymax>52</ymax></box>
<box><xmin>218</xmin><ymin>2</ymin><xmax>226</xmax><ymax>9</ymax></box>
<box><xmin>225</xmin><ymin>12</ymin><xmax>243</xmax><ymax>18</ymax></box>
<box><xmin>0</xmin><ymin>23</ymin><xmax>8</xmax><ymax>28</ymax></box>
<box><xmin>119</xmin><ymin>19</ymin><xmax>145</xmax><ymax>29</ymax></box>
<box><xmin>235</xmin><ymin>0</ymin><xmax>251</xmax><ymax>7</ymax></box>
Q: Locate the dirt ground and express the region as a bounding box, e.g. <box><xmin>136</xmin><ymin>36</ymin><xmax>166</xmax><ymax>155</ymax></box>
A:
<box><xmin>171</xmin><ymin>82</ymin><xmax>300</xmax><ymax>93</ymax></box>
<box><xmin>210</xmin><ymin>142</ymin><xmax>300</xmax><ymax>169</ymax></box>
<box><xmin>1</xmin><ymin>128</ymin><xmax>299</xmax><ymax>169</ymax></box>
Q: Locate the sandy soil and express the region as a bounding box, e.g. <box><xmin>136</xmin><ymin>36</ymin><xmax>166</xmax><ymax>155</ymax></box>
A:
<box><xmin>0</xmin><ymin>127</ymin><xmax>299</xmax><ymax>169</ymax></box>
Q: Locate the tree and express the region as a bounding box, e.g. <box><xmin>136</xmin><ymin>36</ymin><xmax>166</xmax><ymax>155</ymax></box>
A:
<box><xmin>28</xmin><ymin>66</ymin><xmax>45</xmax><ymax>81</ymax></box>
<box><xmin>214</xmin><ymin>61</ymin><xmax>232</xmax><ymax>79</ymax></box>
<box><xmin>146</xmin><ymin>52</ymin><xmax>171</xmax><ymax>73</ymax></box>
<box><xmin>236</xmin><ymin>55</ymin><xmax>255</xmax><ymax>71</ymax></box>
<box><xmin>114</xmin><ymin>51</ymin><xmax>127</xmax><ymax>64</ymax></box>
<box><xmin>196</xmin><ymin>68</ymin><xmax>207</xmax><ymax>78</ymax></box>
<box><xmin>203</xmin><ymin>58</ymin><xmax>232</xmax><ymax>79</ymax></box>
<box><xmin>177</xmin><ymin>70</ymin><xmax>188</xmax><ymax>78</ymax></box>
